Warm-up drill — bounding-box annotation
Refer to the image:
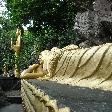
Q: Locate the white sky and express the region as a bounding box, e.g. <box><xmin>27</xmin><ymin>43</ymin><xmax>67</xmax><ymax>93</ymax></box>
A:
<box><xmin>0</xmin><ymin>0</ymin><xmax>28</xmax><ymax>30</ymax></box>
<box><xmin>0</xmin><ymin>0</ymin><xmax>33</xmax><ymax>30</ymax></box>
<box><xmin>0</xmin><ymin>0</ymin><xmax>7</xmax><ymax>16</ymax></box>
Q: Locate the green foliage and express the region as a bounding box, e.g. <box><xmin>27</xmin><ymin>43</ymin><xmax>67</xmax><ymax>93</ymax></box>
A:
<box><xmin>6</xmin><ymin>0</ymin><xmax>94</xmax><ymax>50</ymax></box>
<box><xmin>6</xmin><ymin>0</ymin><xmax>94</xmax><ymax>31</ymax></box>
<box><xmin>0</xmin><ymin>17</ymin><xmax>15</xmax><ymax>72</ymax></box>
<box><xmin>20</xmin><ymin>31</ymin><xmax>38</xmax><ymax>68</ymax></box>
<box><xmin>0</xmin><ymin>17</ymin><xmax>37</xmax><ymax>72</ymax></box>
<box><xmin>7</xmin><ymin>0</ymin><xmax>75</xmax><ymax>31</ymax></box>
<box><xmin>0</xmin><ymin>0</ymin><xmax>95</xmax><ymax>73</ymax></box>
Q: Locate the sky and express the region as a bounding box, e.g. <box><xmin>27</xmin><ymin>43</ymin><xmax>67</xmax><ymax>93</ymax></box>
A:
<box><xmin>0</xmin><ymin>0</ymin><xmax>28</xmax><ymax>30</ymax></box>
<box><xmin>0</xmin><ymin>0</ymin><xmax>7</xmax><ymax>17</ymax></box>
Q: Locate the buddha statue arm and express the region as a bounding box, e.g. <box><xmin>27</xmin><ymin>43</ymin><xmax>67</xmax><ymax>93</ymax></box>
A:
<box><xmin>20</xmin><ymin>64</ymin><xmax>46</xmax><ymax>79</ymax></box>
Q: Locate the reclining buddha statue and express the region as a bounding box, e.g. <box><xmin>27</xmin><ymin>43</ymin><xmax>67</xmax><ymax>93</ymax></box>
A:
<box><xmin>21</xmin><ymin>43</ymin><xmax>112</xmax><ymax>90</ymax></box>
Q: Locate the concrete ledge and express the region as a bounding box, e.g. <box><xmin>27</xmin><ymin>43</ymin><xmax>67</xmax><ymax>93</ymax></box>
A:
<box><xmin>21</xmin><ymin>79</ymin><xmax>70</xmax><ymax>112</ymax></box>
<box><xmin>0</xmin><ymin>77</ymin><xmax>21</xmax><ymax>91</ymax></box>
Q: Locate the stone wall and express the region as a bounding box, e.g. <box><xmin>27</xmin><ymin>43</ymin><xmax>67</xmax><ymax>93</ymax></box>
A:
<box><xmin>74</xmin><ymin>0</ymin><xmax>112</xmax><ymax>47</ymax></box>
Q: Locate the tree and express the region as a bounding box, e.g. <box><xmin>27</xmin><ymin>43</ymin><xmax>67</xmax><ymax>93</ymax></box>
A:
<box><xmin>0</xmin><ymin>17</ymin><xmax>15</xmax><ymax>73</ymax></box>
<box><xmin>6</xmin><ymin>0</ymin><xmax>95</xmax><ymax>56</ymax></box>
<box><xmin>0</xmin><ymin>16</ymin><xmax>39</xmax><ymax>73</ymax></box>
<box><xmin>0</xmin><ymin>0</ymin><xmax>95</xmax><ymax>73</ymax></box>
<box><xmin>6</xmin><ymin>0</ymin><xmax>94</xmax><ymax>32</ymax></box>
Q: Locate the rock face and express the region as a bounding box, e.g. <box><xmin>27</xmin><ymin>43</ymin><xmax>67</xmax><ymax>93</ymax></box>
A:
<box><xmin>74</xmin><ymin>0</ymin><xmax>112</xmax><ymax>47</ymax></box>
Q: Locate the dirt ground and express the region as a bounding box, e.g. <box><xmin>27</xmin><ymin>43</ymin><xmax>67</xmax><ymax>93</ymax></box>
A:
<box><xmin>0</xmin><ymin>104</ymin><xmax>23</xmax><ymax>112</ymax></box>
<box><xmin>0</xmin><ymin>88</ymin><xmax>23</xmax><ymax>112</ymax></box>
<box><xmin>28</xmin><ymin>79</ymin><xmax>112</xmax><ymax>112</ymax></box>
